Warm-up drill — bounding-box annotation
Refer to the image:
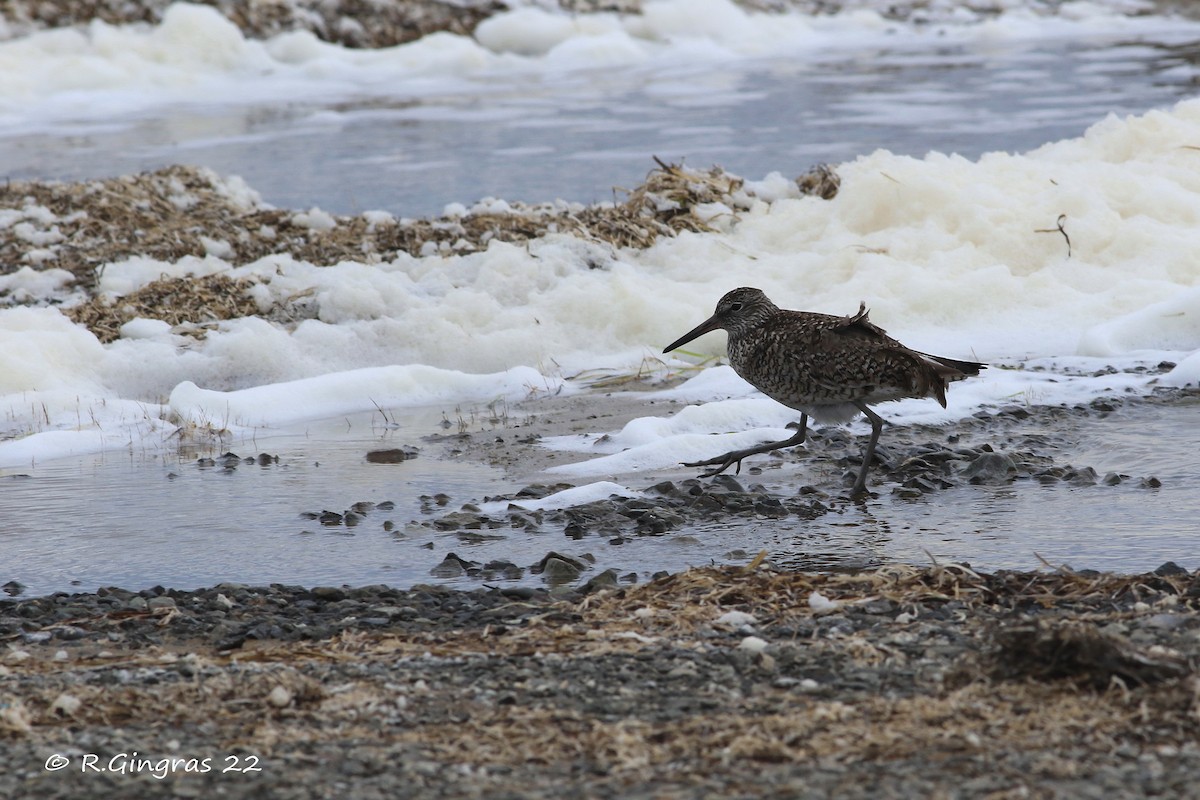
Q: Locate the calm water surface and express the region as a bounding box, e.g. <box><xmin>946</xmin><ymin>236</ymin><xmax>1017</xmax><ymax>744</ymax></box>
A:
<box><xmin>2</xmin><ymin>400</ymin><xmax>1197</xmax><ymax>596</ymax></box>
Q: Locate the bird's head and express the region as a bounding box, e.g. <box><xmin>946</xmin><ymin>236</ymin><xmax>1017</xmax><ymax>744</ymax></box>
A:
<box><xmin>663</xmin><ymin>287</ymin><xmax>779</xmax><ymax>353</ymax></box>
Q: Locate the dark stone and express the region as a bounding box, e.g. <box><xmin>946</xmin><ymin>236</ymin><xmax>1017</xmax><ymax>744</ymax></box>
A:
<box><xmin>366</xmin><ymin>447</ymin><xmax>418</xmax><ymax>464</ymax></box>
<box><xmin>430</xmin><ymin>553</ymin><xmax>478</xmax><ymax>578</ymax></box>
<box><xmin>962</xmin><ymin>452</ymin><xmax>1017</xmax><ymax>484</ymax></box>
<box><xmin>580</xmin><ymin>569</ymin><xmax>620</xmax><ymax>593</ymax></box>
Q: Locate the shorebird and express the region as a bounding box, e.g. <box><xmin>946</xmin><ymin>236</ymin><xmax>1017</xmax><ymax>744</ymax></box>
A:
<box><xmin>663</xmin><ymin>287</ymin><xmax>985</xmax><ymax>496</ymax></box>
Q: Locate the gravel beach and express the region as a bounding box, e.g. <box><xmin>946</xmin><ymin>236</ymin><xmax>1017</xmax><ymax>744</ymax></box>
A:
<box><xmin>3</xmin><ymin>563</ymin><xmax>1199</xmax><ymax>798</ymax></box>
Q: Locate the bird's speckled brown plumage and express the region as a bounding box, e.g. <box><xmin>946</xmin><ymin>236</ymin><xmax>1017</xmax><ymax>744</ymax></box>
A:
<box><xmin>664</xmin><ymin>287</ymin><xmax>985</xmax><ymax>495</ymax></box>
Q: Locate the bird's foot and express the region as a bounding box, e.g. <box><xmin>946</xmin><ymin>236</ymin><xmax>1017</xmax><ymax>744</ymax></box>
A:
<box><xmin>682</xmin><ymin>430</ymin><xmax>809</xmax><ymax>479</ymax></box>
<box><xmin>682</xmin><ymin>452</ymin><xmax>745</xmax><ymax>477</ymax></box>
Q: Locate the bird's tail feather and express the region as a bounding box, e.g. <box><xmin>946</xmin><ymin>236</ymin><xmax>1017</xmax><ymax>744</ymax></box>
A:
<box><xmin>925</xmin><ymin>353</ymin><xmax>987</xmax><ymax>378</ymax></box>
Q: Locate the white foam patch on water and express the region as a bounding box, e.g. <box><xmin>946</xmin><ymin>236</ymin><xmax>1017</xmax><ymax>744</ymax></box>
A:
<box><xmin>478</xmin><ymin>481</ymin><xmax>642</xmax><ymax>513</ymax></box>
<box><xmin>0</xmin><ymin>389</ymin><xmax>172</xmax><ymax>468</ymax></box>
<box><xmin>167</xmin><ymin>365</ymin><xmax>560</xmax><ymax>429</ymax></box>
<box><xmin>0</xmin><ymin>0</ymin><xmax>1194</xmax><ymax>132</ymax></box>
<box><xmin>1162</xmin><ymin>352</ymin><xmax>1200</xmax><ymax>388</ymax></box>
<box><xmin>4</xmin><ymin>99</ymin><xmax>1200</xmax><ymax>464</ymax></box>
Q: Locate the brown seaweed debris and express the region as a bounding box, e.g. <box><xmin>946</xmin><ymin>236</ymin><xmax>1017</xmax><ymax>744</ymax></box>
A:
<box><xmin>1</xmin><ymin>159</ymin><xmax>829</xmax><ymax>342</ymax></box>
<box><xmin>0</xmin><ymin>0</ymin><xmax>504</xmax><ymax>49</ymax></box>
<box><xmin>989</xmin><ymin>620</ymin><xmax>1189</xmax><ymax>688</ymax></box>
<box><xmin>796</xmin><ymin>162</ymin><xmax>841</xmax><ymax>199</ymax></box>
<box><xmin>65</xmin><ymin>273</ymin><xmax>261</xmax><ymax>344</ymax></box>
<box><xmin>0</xmin><ymin>165</ymin><xmax>393</xmax><ymax>290</ymax></box>
<box><xmin>0</xmin><ymin>159</ymin><xmax>759</xmax><ymax>285</ymax></box>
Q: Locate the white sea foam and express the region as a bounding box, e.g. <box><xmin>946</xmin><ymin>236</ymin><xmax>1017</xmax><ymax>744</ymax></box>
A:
<box><xmin>167</xmin><ymin>365</ymin><xmax>559</xmax><ymax>429</ymax></box>
<box><xmin>478</xmin><ymin>481</ymin><xmax>642</xmax><ymax>514</ymax></box>
<box><xmin>0</xmin><ymin>0</ymin><xmax>1195</xmax><ymax>132</ymax></box>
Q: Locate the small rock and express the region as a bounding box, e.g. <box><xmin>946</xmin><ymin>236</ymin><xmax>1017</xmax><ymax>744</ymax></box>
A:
<box><xmin>50</xmin><ymin>692</ymin><xmax>82</xmax><ymax>717</ymax></box>
<box><xmin>715</xmin><ymin>610</ymin><xmax>758</xmax><ymax>629</ymax></box>
<box><xmin>580</xmin><ymin>569</ymin><xmax>619</xmax><ymax>593</ymax></box>
<box><xmin>430</xmin><ymin>553</ymin><xmax>477</xmax><ymax>578</ymax></box>
<box><xmin>962</xmin><ymin>452</ymin><xmax>1017</xmax><ymax>484</ymax></box>
<box><xmin>515</xmin><ymin>483</ymin><xmax>572</xmax><ymax>499</ymax></box>
<box><xmin>808</xmin><ymin>591</ymin><xmax>840</xmax><ymax>613</ymax></box>
<box><xmin>738</xmin><ymin>636</ymin><xmax>769</xmax><ymax>653</ymax></box>
<box><xmin>434</xmin><ymin>511</ymin><xmax>485</xmax><ymax>531</ymax></box>
<box><xmin>1145</xmin><ymin>614</ymin><xmax>1186</xmax><ymax>630</ymax></box>
<box><xmin>267</xmin><ymin>685</ymin><xmax>292</xmax><ymax>708</ymax></box>
<box><xmin>366</xmin><ymin>447</ymin><xmax>418</xmax><ymax>464</ymax></box>
<box><xmin>709</xmin><ymin>474</ymin><xmax>746</xmax><ymax>493</ymax></box>
<box><xmin>539</xmin><ymin>557</ymin><xmax>583</xmax><ymax>584</ymax></box>
<box><xmin>499</xmin><ymin>587</ymin><xmax>538</xmax><ymax>600</ymax></box>
<box><xmin>54</xmin><ymin>626</ymin><xmax>88</xmax><ymax>641</ymax></box>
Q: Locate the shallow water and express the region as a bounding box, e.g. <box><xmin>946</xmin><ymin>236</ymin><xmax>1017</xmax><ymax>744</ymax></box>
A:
<box><xmin>0</xmin><ymin>412</ymin><xmax>503</xmax><ymax>596</ymax></box>
<box><xmin>3</xmin><ymin>399</ymin><xmax>1197</xmax><ymax>596</ymax></box>
<box><xmin>4</xmin><ymin>31</ymin><xmax>1199</xmax><ymax>215</ymax></box>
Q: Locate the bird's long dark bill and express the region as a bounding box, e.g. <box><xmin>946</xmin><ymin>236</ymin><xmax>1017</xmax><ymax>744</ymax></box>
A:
<box><xmin>663</xmin><ymin>315</ymin><xmax>721</xmax><ymax>353</ymax></box>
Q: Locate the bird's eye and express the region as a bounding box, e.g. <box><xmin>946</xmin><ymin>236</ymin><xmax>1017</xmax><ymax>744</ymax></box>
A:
<box><xmin>729</xmin><ymin>302</ymin><xmax>743</xmax><ymax>312</ymax></box>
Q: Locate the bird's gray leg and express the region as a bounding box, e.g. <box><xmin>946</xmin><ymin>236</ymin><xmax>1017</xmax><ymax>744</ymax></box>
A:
<box><xmin>850</xmin><ymin>402</ymin><xmax>883</xmax><ymax>496</ymax></box>
<box><xmin>684</xmin><ymin>414</ymin><xmax>809</xmax><ymax>478</ymax></box>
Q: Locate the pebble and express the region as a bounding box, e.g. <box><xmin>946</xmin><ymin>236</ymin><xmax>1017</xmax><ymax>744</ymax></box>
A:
<box><xmin>715</xmin><ymin>611</ymin><xmax>758</xmax><ymax>628</ymax></box>
<box><xmin>539</xmin><ymin>557</ymin><xmax>583</xmax><ymax>584</ymax></box>
<box><xmin>365</xmin><ymin>447</ymin><xmax>418</xmax><ymax>463</ymax></box>
<box><xmin>267</xmin><ymin>685</ymin><xmax>293</xmax><ymax>708</ymax></box>
<box><xmin>738</xmin><ymin>636</ymin><xmax>769</xmax><ymax>653</ymax></box>
<box><xmin>962</xmin><ymin>452</ymin><xmax>1018</xmax><ymax>484</ymax></box>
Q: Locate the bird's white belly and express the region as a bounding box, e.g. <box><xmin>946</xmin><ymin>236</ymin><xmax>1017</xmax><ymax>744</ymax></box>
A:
<box><xmin>799</xmin><ymin>402</ymin><xmax>863</xmax><ymax>425</ymax></box>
